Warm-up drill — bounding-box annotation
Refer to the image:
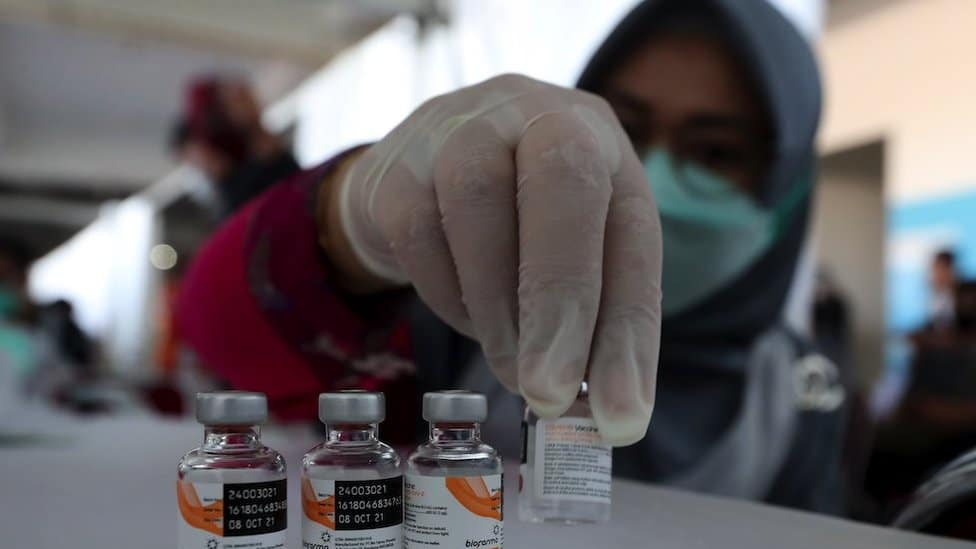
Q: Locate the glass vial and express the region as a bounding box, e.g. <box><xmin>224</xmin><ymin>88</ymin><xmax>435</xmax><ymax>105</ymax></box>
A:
<box><xmin>302</xmin><ymin>391</ymin><xmax>402</xmax><ymax>549</ymax></box>
<box><xmin>405</xmin><ymin>391</ymin><xmax>503</xmax><ymax>549</ymax></box>
<box><xmin>519</xmin><ymin>381</ymin><xmax>612</xmax><ymax>524</ymax></box>
<box><xmin>177</xmin><ymin>391</ymin><xmax>287</xmax><ymax>549</ymax></box>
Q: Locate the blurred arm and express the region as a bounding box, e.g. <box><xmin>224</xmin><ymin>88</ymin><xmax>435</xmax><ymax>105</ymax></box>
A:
<box><xmin>175</xmin><ymin>149</ymin><xmax>417</xmax><ymax>426</ymax></box>
<box><xmin>315</xmin><ymin>147</ymin><xmax>400</xmax><ymax>294</ymax></box>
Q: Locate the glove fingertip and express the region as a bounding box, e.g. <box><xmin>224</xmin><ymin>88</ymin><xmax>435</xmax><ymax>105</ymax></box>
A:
<box><xmin>520</xmin><ymin>383</ymin><xmax>576</xmax><ymax>420</ymax></box>
<box><xmin>589</xmin><ymin>385</ymin><xmax>654</xmax><ymax>447</ymax></box>
<box><xmin>593</xmin><ymin>413</ymin><xmax>651</xmax><ymax>447</ymax></box>
<box><xmin>486</xmin><ymin>354</ymin><xmax>520</xmax><ymax>394</ymax></box>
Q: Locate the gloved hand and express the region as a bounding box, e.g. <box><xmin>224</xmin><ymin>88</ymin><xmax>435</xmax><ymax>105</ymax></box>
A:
<box><xmin>334</xmin><ymin>74</ymin><xmax>662</xmax><ymax>446</ymax></box>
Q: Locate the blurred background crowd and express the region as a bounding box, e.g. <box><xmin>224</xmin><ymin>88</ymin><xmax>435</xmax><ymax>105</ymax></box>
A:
<box><xmin>2</xmin><ymin>0</ymin><xmax>976</xmax><ymax>541</ymax></box>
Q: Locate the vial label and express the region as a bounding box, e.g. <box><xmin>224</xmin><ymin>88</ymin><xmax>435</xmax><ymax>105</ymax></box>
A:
<box><xmin>404</xmin><ymin>474</ymin><xmax>503</xmax><ymax>549</ymax></box>
<box><xmin>302</xmin><ymin>476</ymin><xmax>403</xmax><ymax>549</ymax></box>
<box><xmin>177</xmin><ymin>479</ymin><xmax>287</xmax><ymax>549</ymax></box>
<box><xmin>533</xmin><ymin>417</ymin><xmax>611</xmax><ymax>503</ymax></box>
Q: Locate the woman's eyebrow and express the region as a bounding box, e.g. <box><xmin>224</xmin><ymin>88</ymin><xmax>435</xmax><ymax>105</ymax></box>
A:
<box><xmin>603</xmin><ymin>88</ymin><xmax>653</xmax><ymax>116</ymax></box>
<box><xmin>683</xmin><ymin>112</ymin><xmax>767</xmax><ymax>136</ymax></box>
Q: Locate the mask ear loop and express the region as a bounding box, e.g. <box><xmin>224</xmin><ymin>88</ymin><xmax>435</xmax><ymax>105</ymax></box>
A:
<box><xmin>769</xmin><ymin>166</ymin><xmax>815</xmax><ymax>242</ymax></box>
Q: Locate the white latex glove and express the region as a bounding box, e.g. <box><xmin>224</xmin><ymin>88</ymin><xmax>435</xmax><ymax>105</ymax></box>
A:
<box><xmin>339</xmin><ymin>74</ymin><xmax>662</xmax><ymax>445</ymax></box>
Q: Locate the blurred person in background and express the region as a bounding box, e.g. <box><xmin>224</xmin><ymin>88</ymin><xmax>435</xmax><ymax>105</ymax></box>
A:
<box><xmin>0</xmin><ymin>239</ymin><xmax>75</xmax><ymax>411</ymax></box>
<box><xmin>170</xmin><ymin>74</ymin><xmax>299</xmax><ymax>218</ymax></box>
<box><xmin>177</xmin><ymin>0</ymin><xmax>844</xmax><ymax>513</ymax></box>
<box><xmin>156</xmin><ymin>267</ymin><xmax>184</xmax><ymax>377</ymax></box>
<box><xmin>37</xmin><ymin>299</ymin><xmax>94</xmax><ymax>376</ymax></box>
<box><xmin>813</xmin><ymin>268</ymin><xmax>851</xmax><ymax>371</ymax></box>
<box><xmin>868</xmin><ymin>251</ymin><xmax>976</xmax><ymax>521</ymax></box>
<box><xmin>910</xmin><ymin>250</ymin><xmax>973</xmax><ymax>349</ymax></box>
<box><xmin>955</xmin><ymin>280</ymin><xmax>976</xmax><ymax>335</ymax></box>
<box><xmin>926</xmin><ymin>249</ymin><xmax>958</xmax><ymax>333</ymax></box>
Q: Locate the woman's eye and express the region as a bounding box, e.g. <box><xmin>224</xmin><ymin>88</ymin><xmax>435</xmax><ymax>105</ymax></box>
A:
<box><xmin>686</xmin><ymin>142</ymin><xmax>749</xmax><ymax>171</ymax></box>
<box><xmin>619</xmin><ymin>121</ymin><xmax>649</xmax><ymax>150</ymax></box>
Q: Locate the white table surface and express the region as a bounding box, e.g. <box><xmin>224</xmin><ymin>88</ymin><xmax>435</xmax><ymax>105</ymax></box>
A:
<box><xmin>0</xmin><ymin>408</ymin><xmax>969</xmax><ymax>549</ymax></box>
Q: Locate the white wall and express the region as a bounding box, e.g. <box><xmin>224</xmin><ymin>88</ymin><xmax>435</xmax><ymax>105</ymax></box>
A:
<box><xmin>0</xmin><ymin>19</ymin><xmax>306</xmax><ymax>188</ymax></box>
<box><xmin>290</xmin><ymin>0</ymin><xmax>824</xmax><ymax>165</ymax></box>
<box><xmin>818</xmin><ymin>0</ymin><xmax>976</xmax><ymax>204</ymax></box>
<box><xmin>289</xmin><ymin>1</ymin><xmax>642</xmax><ymax>165</ymax></box>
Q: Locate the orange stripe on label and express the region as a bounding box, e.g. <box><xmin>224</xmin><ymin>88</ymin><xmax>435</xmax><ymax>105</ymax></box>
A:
<box><xmin>302</xmin><ymin>477</ymin><xmax>336</xmax><ymax>529</ymax></box>
<box><xmin>176</xmin><ymin>481</ymin><xmax>224</xmax><ymax>536</ymax></box>
<box><xmin>445</xmin><ymin>477</ymin><xmax>502</xmax><ymax>521</ymax></box>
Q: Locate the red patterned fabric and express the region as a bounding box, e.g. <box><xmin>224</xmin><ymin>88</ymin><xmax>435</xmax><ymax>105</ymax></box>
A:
<box><xmin>175</xmin><ymin>151</ymin><xmax>418</xmax><ymax>440</ymax></box>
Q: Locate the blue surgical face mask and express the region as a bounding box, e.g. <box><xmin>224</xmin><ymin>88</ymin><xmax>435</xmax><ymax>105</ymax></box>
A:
<box><xmin>643</xmin><ymin>148</ymin><xmax>776</xmax><ymax>316</ymax></box>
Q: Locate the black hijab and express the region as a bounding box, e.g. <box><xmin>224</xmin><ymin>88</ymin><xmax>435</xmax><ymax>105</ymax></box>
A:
<box><xmin>577</xmin><ymin>0</ymin><xmax>822</xmax><ymax>479</ymax></box>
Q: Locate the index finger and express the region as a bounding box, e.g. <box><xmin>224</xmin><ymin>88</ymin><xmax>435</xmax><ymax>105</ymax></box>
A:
<box><xmin>587</xmin><ymin>150</ymin><xmax>662</xmax><ymax>446</ymax></box>
<box><xmin>515</xmin><ymin>109</ymin><xmax>612</xmax><ymax>418</ymax></box>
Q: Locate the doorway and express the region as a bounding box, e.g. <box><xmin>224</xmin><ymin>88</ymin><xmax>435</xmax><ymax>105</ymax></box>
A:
<box><xmin>812</xmin><ymin>140</ymin><xmax>885</xmax><ymax>386</ymax></box>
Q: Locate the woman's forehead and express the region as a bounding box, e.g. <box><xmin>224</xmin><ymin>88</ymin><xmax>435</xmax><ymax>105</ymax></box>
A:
<box><xmin>605</xmin><ymin>33</ymin><xmax>766</xmax><ymax>125</ymax></box>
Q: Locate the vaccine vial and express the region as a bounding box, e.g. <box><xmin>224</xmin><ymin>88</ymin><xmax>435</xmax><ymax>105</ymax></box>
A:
<box><xmin>301</xmin><ymin>391</ymin><xmax>403</xmax><ymax>549</ymax></box>
<box><xmin>519</xmin><ymin>381</ymin><xmax>612</xmax><ymax>524</ymax></box>
<box><xmin>405</xmin><ymin>391</ymin><xmax>503</xmax><ymax>549</ymax></box>
<box><xmin>177</xmin><ymin>391</ymin><xmax>287</xmax><ymax>549</ymax></box>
